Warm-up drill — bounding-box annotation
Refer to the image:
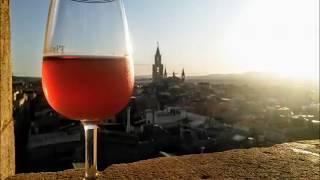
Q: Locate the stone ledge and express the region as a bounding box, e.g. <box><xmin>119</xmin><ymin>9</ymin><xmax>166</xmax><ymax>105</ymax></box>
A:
<box><xmin>7</xmin><ymin>140</ymin><xmax>320</xmax><ymax>179</ymax></box>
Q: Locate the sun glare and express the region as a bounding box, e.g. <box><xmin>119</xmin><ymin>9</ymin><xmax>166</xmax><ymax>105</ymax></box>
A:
<box><xmin>223</xmin><ymin>0</ymin><xmax>319</xmax><ymax>80</ymax></box>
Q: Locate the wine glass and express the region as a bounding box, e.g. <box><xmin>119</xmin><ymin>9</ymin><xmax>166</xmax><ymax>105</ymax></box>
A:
<box><xmin>42</xmin><ymin>0</ymin><xmax>133</xmax><ymax>179</ymax></box>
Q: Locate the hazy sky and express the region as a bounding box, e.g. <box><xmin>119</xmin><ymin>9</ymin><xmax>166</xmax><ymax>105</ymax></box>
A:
<box><xmin>11</xmin><ymin>0</ymin><xmax>319</xmax><ymax>79</ymax></box>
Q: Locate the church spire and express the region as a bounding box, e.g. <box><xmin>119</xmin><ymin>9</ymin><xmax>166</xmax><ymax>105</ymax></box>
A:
<box><xmin>153</xmin><ymin>42</ymin><xmax>164</xmax><ymax>82</ymax></box>
<box><xmin>181</xmin><ymin>68</ymin><xmax>185</xmax><ymax>82</ymax></box>
<box><xmin>156</xmin><ymin>41</ymin><xmax>160</xmax><ymax>56</ymax></box>
<box><xmin>164</xmin><ymin>67</ymin><xmax>167</xmax><ymax>78</ymax></box>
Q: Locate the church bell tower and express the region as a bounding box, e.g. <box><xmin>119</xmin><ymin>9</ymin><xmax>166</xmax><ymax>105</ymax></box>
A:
<box><xmin>181</xmin><ymin>68</ymin><xmax>185</xmax><ymax>82</ymax></box>
<box><xmin>152</xmin><ymin>42</ymin><xmax>164</xmax><ymax>82</ymax></box>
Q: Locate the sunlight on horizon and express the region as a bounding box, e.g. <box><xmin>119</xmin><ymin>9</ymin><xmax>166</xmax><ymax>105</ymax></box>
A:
<box><xmin>222</xmin><ymin>0</ymin><xmax>319</xmax><ymax>81</ymax></box>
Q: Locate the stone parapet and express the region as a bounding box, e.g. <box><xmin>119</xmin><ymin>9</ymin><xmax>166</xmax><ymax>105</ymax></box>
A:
<box><xmin>7</xmin><ymin>140</ymin><xmax>320</xmax><ymax>179</ymax></box>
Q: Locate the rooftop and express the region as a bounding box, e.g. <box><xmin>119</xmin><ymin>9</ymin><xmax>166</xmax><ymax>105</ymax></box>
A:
<box><xmin>8</xmin><ymin>139</ymin><xmax>319</xmax><ymax>179</ymax></box>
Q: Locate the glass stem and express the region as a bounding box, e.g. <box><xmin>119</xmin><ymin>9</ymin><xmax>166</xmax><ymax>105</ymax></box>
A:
<box><xmin>82</xmin><ymin>121</ymin><xmax>98</xmax><ymax>180</ymax></box>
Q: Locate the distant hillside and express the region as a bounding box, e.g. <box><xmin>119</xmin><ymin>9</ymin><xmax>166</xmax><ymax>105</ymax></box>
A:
<box><xmin>186</xmin><ymin>72</ymin><xmax>318</xmax><ymax>88</ymax></box>
<box><xmin>135</xmin><ymin>75</ymin><xmax>152</xmax><ymax>80</ymax></box>
<box><xmin>12</xmin><ymin>72</ymin><xmax>318</xmax><ymax>88</ymax></box>
<box><xmin>13</xmin><ymin>76</ymin><xmax>41</xmax><ymax>82</ymax></box>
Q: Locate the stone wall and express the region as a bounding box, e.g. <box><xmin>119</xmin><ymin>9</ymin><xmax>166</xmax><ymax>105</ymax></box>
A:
<box><xmin>7</xmin><ymin>140</ymin><xmax>320</xmax><ymax>179</ymax></box>
<box><xmin>0</xmin><ymin>0</ymin><xmax>15</xmax><ymax>179</ymax></box>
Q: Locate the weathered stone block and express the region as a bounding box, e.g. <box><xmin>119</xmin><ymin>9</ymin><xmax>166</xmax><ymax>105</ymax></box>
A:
<box><xmin>0</xmin><ymin>0</ymin><xmax>15</xmax><ymax>179</ymax></box>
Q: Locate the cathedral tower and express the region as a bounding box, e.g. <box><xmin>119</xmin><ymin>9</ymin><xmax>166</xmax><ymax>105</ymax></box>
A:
<box><xmin>164</xmin><ymin>67</ymin><xmax>167</xmax><ymax>78</ymax></box>
<box><xmin>152</xmin><ymin>42</ymin><xmax>164</xmax><ymax>82</ymax></box>
<box><xmin>181</xmin><ymin>68</ymin><xmax>185</xmax><ymax>82</ymax></box>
